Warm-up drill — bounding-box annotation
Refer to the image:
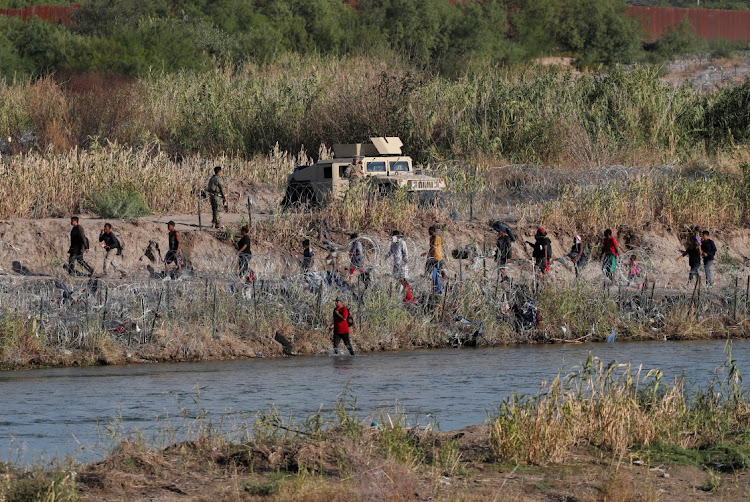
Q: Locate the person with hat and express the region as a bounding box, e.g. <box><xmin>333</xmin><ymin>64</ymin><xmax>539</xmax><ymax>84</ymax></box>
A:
<box><xmin>677</xmin><ymin>235</ymin><xmax>702</xmax><ymax>284</ymax></box>
<box><xmin>164</xmin><ymin>220</ymin><xmax>182</xmax><ymax>278</ymax></box>
<box><xmin>529</xmin><ymin>227</ymin><xmax>551</xmax><ymax>275</ymax></box>
<box><xmin>494</xmin><ymin>223</ymin><xmax>513</xmax><ymax>279</ymax></box>
<box><xmin>330</xmin><ymin>297</ymin><xmax>355</xmax><ymax>355</ymax></box>
<box><xmin>700</xmin><ymin>230</ymin><xmax>716</xmax><ymax>286</ymax></box>
<box><xmin>206</xmin><ymin>166</ymin><xmax>227</xmax><ymax>229</ymax></box>
<box><xmin>567</xmin><ymin>234</ymin><xmax>587</xmax><ymax>277</ymax></box>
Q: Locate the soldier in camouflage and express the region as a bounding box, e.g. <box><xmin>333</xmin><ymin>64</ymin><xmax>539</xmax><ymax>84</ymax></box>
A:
<box><xmin>206</xmin><ymin>166</ymin><xmax>227</xmax><ymax>229</ymax></box>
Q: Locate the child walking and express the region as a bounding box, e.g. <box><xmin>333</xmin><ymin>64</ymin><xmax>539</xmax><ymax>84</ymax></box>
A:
<box><xmin>627</xmin><ymin>254</ymin><xmax>641</xmax><ymax>289</ymax></box>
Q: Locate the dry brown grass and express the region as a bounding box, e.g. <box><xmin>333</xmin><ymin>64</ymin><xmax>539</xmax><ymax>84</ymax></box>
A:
<box><xmin>0</xmin><ymin>144</ymin><xmax>303</xmax><ymax>219</ymax></box>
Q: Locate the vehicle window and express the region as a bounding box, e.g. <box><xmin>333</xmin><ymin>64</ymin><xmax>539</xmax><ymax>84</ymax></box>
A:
<box><xmin>390</xmin><ymin>161</ymin><xmax>409</xmax><ymax>172</ymax></box>
<box><xmin>367</xmin><ymin>161</ymin><xmax>386</xmax><ymax>173</ymax></box>
<box><xmin>323</xmin><ymin>166</ymin><xmax>332</xmax><ymax>179</ymax></box>
<box><xmin>339</xmin><ymin>165</ymin><xmax>347</xmax><ymax>178</ymax></box>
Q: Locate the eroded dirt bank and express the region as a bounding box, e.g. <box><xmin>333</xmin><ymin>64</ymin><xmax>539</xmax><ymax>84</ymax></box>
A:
<box><xmin>2</xmin><ymin>215</ymin><xmax>750</xmax><ymax>371</ymax></box>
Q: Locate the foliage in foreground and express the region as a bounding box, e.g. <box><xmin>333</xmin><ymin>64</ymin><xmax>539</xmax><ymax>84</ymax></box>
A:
<box><xmin>491</xmin><ymin>344</ymin><xmax>750</xmax><ymax>465</ymax></box>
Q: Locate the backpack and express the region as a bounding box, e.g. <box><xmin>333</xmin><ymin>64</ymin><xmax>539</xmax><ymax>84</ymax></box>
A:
<box><xmin>347</xmin><ymin>312</ymin><xmax>355</xmax><ymax>327</ymax></box>
<box><xmin>117</xmin><ymin>240</ymin><xmax>124</xmax><ymax>256</ymax></box>
<box><xmin>83</xmin><ymin>236</ymin><xmax>90</xmax><ymax>250</ymax></box>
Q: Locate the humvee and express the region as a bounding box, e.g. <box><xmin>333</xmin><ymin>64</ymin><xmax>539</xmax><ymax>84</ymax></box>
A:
<box><xmin>282</xmin><ymin>137</ymin><xmax>445</xmax><ymax>207</ymax></box>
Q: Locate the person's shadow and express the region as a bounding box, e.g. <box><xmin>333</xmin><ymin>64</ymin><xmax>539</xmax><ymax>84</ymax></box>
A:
<box><xmin>12</xmin><ymin>261</ymin><xmax>39</xmax><ymax>276</ymax></box>
<box><xmin>146</xmin><ymin>264</ymin><xmax>164</xmax><ymax>279</ymax></box>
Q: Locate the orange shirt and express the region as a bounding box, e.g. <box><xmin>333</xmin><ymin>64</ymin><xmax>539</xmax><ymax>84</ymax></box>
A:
<box><xmin>430</xmin><ymin>235</ymin><xmax>443</xmax><ymax>261</ymax></box>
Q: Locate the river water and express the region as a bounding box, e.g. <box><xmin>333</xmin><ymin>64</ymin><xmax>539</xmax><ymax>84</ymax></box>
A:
<box><xmin>1</xmin><ymin>339</ymin><xmax>747</xmax><ymax>464</ymax></box>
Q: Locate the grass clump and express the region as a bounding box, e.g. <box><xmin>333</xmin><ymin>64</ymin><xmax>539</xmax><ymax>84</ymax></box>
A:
<box><xmin>89</xmin><ymin>182</ymin><xmax>150</xmax><ymax>219</ymax></box>
<box><xmin>0</xmin><ymin>465</ymin><xmax>78</xmax><ymax>502</ymax></box>
<box><xmin>490</xmin><ymin>342</ymin><xmax>750</xmax><ymax>465</ymax></box>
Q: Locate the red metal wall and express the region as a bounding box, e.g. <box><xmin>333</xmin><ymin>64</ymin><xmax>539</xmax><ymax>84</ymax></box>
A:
<box><xmin>627</xmin><ymin>6</ymin><xmax>750</xmax><ymax>42</ymax></box>
<box><xmin>0</xmin><ymin>3</ymin><xmax>79</xmax><ymax>24</ymax></box>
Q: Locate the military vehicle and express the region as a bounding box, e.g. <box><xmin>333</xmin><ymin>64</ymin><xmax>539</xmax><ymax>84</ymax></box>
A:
<box><xmin>282</xmin><ymin>137</ymin><xmax>445</xmax><ymax>207</ymax></box>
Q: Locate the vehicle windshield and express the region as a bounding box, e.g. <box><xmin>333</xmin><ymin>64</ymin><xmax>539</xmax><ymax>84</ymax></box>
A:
<box><xmin>367</xmin><ymin>161</ymin><xmax>386</xmax><ymax>173</ymax></box>
<box><xmin>389</xmin><ymin>161</ymin><xmax>410</xmax><ymax>172</ymax></box>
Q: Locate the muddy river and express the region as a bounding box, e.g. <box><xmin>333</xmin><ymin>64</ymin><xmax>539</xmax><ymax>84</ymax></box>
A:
<box><xmin>1</xmin><ymin>340</ymin><xmax>747</xmax><ymax>464</ymax></box>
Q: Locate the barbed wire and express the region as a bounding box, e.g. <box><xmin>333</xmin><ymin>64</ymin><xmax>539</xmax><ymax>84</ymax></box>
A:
<box><xmin>2</xmin><ymin>227</ymin><xmax>749</xmax><ymax>354</ymax></box>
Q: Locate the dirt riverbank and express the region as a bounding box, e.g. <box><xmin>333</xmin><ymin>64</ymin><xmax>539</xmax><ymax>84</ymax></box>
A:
<box><xmin>2</xmin><ymin>214</ymin><xmax>750</xmax><ymax>370</ymax></box>
<box><xmin>4</xmin><ymin>425</ymin><xmax>749</xmax><ymax>501</ymax></box>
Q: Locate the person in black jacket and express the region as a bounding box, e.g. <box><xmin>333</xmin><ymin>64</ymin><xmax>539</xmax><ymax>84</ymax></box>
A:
<box><xmin>98</xmin><ymin>223</ymin><xmax>124</xmax><ymax>277</ymax></box>
<box><xmin>493</xmin><ymin>223</ymin><xmax>513</xmax><ymax>280</ymax></box>
<box><xmin>527</xmin><ymin>227</ymin><xmax>551</xmax><ymax>275</ymax></box>
<box><xmin>677</xmin><ymin>236</ymin><xmax>702</xmax><ymax>284</ymax></box>
<box><xmin>67</xmin><ymin>216</ymin><xmax>93</xmax><ymax>276</ymax></box>
<box><xmin>701</xmin><ymin>230</ymin><xmax>717</xmax><ymax>286</ymax></box>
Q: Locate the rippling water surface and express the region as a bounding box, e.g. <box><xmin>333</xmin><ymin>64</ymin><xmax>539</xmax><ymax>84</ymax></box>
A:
<box><xmin>1</xmin><ymin>339</ymin><xmax>747</xmax><ymax>463</ymax></box>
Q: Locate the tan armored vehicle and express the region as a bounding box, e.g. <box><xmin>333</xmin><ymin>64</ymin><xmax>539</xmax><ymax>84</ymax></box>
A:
<box><xmin>282</xmin><ymin>137</ymin><xmax>445</xmax><ymax>207</ymax></box>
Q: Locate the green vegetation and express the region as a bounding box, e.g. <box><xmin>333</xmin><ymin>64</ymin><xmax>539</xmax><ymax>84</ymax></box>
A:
<box><xmin>0</xmin><ymin>59</ymin><xmax>747</xmax><ymax>166</ymax></box>
<box><xmin>89</xmin><ymin>182</ymin><xmax>150</xmax><ymax>219</ymax></box>
<box><xmin>0</xmin><ymin>0</ymin><xmax>702</xmax><ymax>80</ymax></box>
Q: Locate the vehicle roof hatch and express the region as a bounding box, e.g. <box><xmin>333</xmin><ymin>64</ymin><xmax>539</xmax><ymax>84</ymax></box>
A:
<box><xmin>332</xmin><ymin>137</ymin><xmax>403</xmax><ymax>157</ymax></box>
<box><xmin>370</xmin><ymin>137</ymin><xmax>402</xmax><ymax>155</ymax></box>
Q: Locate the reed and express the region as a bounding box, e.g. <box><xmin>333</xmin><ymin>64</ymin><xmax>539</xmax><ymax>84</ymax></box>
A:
<box><xmin>490</xmin><ymin>346</ymin><xmax>750</xmax><ymax>465</ymax></box>
<box><xmin>0</xmin><ymin>55</ymin><xmax>744</xmax><ymax>166</ymax></box>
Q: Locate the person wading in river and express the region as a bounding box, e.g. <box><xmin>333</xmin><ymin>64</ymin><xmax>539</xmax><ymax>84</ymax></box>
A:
<box><xmin>330</xmin><ymin>297</ymin><xmax>355</xmax><ymax>356</ymax></box>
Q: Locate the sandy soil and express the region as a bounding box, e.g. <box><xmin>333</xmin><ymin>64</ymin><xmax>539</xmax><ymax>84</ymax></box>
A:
<box><xmin>2</xmin><ymin>213</ymin><xmax>749</xmax><ymax>287</ymax></box>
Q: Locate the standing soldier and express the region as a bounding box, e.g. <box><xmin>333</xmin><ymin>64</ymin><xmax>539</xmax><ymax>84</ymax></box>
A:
<box><xmin>164</xmin><ymin>221</ymin><xmax>182</xmax><ymax>278</ymax></box>
<box><xmin>67</xmin><ymin>216</ymin><xmax>93</xmax><ymax>276</ymax></box>
<box><xmin>344</xmin><ymin>157</ymin><xmax>364</xmax><ymax>186</ymax></box>
<box><xmin>206</xmin><ymin>166</ymin><xmax>227</xmax><ymax>229</ymax></box>
<box><xmin>98</xmin><ymin>223</ymin><xmax>124</xmax><ymax>277</ymax></box>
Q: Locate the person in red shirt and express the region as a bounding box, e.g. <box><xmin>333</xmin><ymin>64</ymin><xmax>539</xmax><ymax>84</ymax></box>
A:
<box><xmin>330</xmin><ymin>297</ymin><xmax>355</xmax><ymax>355</ymax></box>
<box><xmin>601</xmin><ymin>228</ymin><xmax>620</xmax><ymax>281</ymax></box>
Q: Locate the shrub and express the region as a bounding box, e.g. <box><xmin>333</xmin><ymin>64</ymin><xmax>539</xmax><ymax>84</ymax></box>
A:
<box><xmin>89</xmin><ymin>182</ymin><xmax>150</xmax><ymax>219</ymax></box>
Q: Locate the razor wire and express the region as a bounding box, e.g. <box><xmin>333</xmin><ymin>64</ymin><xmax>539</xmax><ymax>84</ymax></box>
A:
<box><xmin>2</xmin><ymin>232</ymin><xmax>750</xmax><ymax>352</ymax></box>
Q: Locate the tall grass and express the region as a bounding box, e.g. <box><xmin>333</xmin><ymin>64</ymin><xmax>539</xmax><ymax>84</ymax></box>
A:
<box><xmin>1</xmin><ymin>55</ymin><xmax>746</xmax><ymax>164</ymax></box>
<box><xmin>491</xmin><ymin>346</ymin><xmax>750</xmax><ymax>465</ymax></box>
<box><xmin>537</xmin><ymin>170</ymin><xmax>746</xmax><ymax>232</ymax></box>
<box><xmin>0</xmin><ymin>143</ymin><xmax>302</xmax><ymax>218</ymax></box>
